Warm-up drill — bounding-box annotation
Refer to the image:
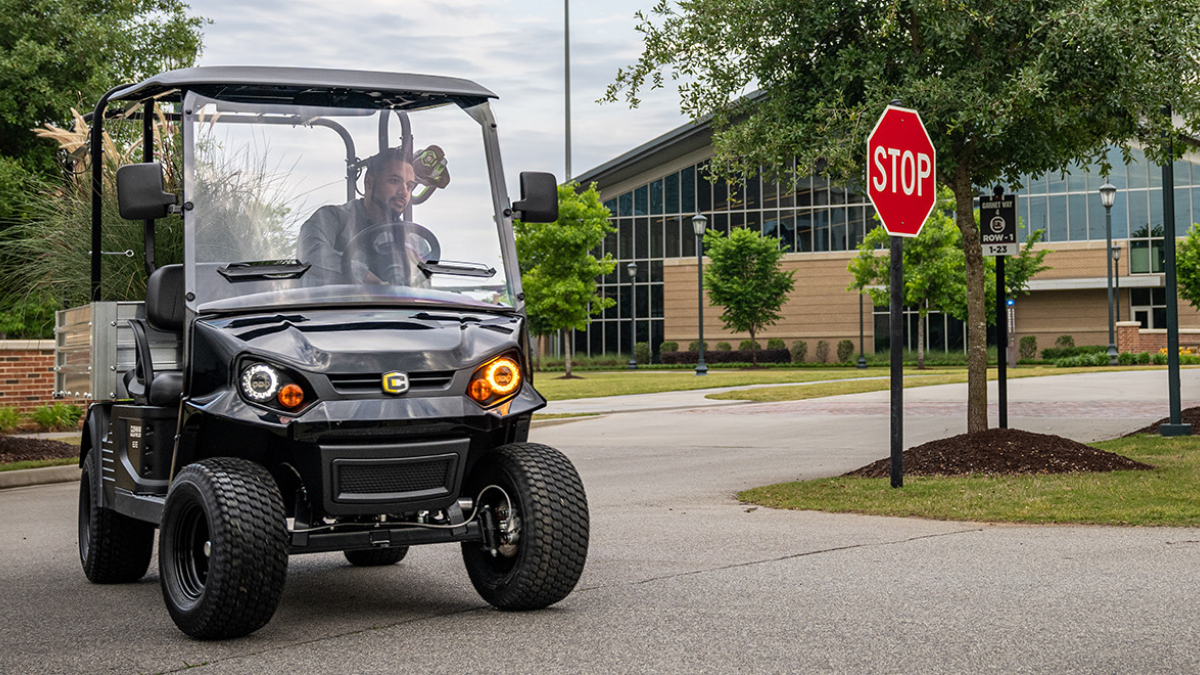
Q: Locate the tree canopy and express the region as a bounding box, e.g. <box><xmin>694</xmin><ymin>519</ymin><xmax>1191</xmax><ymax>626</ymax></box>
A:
<box><xmin>607</xmin><ymin>0</ymin><xmax>1200</xmax><ymax>431</ymax></box>
<box><xmin>514</xmin><ymin>182</ymin><xmax>616</xmax><ymax>377</ymax></box>
<box><xmin>702</xmin><ymin>226</ymin><xmax>795</xmax><ymax>364</ymax></box>
<box><xmin>0</xmin><ymin>0</ymin><xmax>205</xmax><ymax>220</ymax></box>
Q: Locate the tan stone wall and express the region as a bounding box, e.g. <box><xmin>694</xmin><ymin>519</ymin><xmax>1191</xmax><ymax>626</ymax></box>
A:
<box><xmin>664</xmin><ymin>251</ymin><xmax>867</xmax><ymax>357</ymax></box>
<box><xmin>660</xmin><ymin>242</ymin><xmax>1200</xmax><ymax>359</ymax></box>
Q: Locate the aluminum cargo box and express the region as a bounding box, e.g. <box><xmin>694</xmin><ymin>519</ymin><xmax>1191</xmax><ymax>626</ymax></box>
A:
<box><xmin>54</xmin><ymin>302</ymin><xmax>182</xmax><ymax>401</ymax></box>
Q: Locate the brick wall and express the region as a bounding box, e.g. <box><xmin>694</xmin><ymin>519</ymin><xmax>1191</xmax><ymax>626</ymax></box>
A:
<box><xmin>0</xmin><ymin>340</ymin><xmax>87</xmax><ymax>413</ymax></box>
<box><xmin>1117</xmin><ymin>322</ymin><xmax>1200</xmax><ymax>354</ymax></box>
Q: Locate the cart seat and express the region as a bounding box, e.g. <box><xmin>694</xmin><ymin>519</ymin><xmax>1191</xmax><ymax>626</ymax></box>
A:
<box><xmin>124</xmin><ymin>265</ymin><xmax>184</xmax><ymax>406</ymax></box>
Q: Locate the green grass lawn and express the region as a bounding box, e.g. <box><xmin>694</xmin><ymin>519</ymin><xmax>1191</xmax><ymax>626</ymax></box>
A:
<box><xmin>739</xmin><ymin>434</ymin><xmax>1200</xmax><ymax>527</ymax></box>
<box><xmin>531</xmin><ymin>367</ymin><xmax>961</xmax><ymax>401</ymax></box>
<box><xmin>0</xmin><ymin>457</ymin><xmax>78</xmax><ymax>472</ymax></box>
<box><xmin>706</xmin><ymin>365</ymin><xmax>1129</xmax><ymax>402</ymax></box>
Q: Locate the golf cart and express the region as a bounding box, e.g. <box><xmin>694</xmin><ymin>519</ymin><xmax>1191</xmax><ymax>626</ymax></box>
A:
<box><xmin>56</xmin><ymin>67</ymin><xmax>588</xmax><ymax>639</ymax></box>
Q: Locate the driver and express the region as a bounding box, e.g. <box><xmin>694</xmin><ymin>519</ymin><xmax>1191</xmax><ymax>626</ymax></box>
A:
<box><xmin>297</xmin><ymin>147</ymin><xmax>425</xmax><ymax>285</ymax></box>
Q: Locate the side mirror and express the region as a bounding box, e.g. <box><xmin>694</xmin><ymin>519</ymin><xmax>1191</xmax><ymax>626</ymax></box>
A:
<box><xmin>512</xmin><ymin>172</ymin><xmax>558</xmax><ymax>223</ymax></box>
<box><xmin>116</xmin><ymin>163</ymin><xmax>177</xmax><ymax>220</ymax></box>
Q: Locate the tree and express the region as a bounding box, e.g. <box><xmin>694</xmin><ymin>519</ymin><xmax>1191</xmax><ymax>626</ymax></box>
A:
<box><xmin>0</xmin><ymin>0</ymin><xmax>205</xmax><ymax>334</ymax></box>
<box><xmin>606</xmin><ymin>0</ymin><xmax>1200</xmax><ymax>432</ymax></box>
<box><xmin>702</xmin><ymin>226</ymin><xmax>795</xmax><ymax>365</ymax></box>
<box><xmin>1175</xmin><ymin>224</ymin><xmax>1200</xmax><ymax>311</ymax></box>
<box><xmin>849</xmin><ymin>190</ymin><xmax>965</xmax><ymax>369</ymax></box>
<box><xmin>0</xmin><ymin>0</ymin><xmax>205</xmax><ymax>202</ymax></box>
<box><xmin>514</xmin><ymin>183</ymin><xmax>616</xmax><ymax>378</ymax></box>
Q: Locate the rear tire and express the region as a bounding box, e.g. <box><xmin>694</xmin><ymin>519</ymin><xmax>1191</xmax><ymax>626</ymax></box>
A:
<box><xmin>159</xmin><ymin>458</ymin><xmax>288</xmax><ymax>640</ymax></box>
<box><xmin>78</xmin><ymin>450</ymin><xmax>154</xmax><ymax>583</ymax></box>
<box><xmin>461</xmin><ymin>443</ymin><xmax>589</xmax><ymax>610</ymax></box>
<box><xmin>344</xmin><ymin>546</ymin><xmax>408</xmax><ymax>567</ymax></box>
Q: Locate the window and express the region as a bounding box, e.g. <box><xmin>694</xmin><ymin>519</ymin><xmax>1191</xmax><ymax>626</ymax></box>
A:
<box><xmin>1130</xmin><ymin>287</ymin><xmax>1167</xmax><ymax>328</ymax></box>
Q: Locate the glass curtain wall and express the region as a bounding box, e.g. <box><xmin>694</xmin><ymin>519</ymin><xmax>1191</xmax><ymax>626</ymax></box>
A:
<box><xmin>577</xmin><ymin>146</ymin><xmax>1200</xmax><ymax>358</ymax></box>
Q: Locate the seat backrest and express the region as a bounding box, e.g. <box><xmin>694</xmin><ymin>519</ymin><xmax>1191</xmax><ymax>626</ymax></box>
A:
<box><xmin>145</xmin><ymin>264</ymin><xmax>185</xmax><ymax>332</ymax></box>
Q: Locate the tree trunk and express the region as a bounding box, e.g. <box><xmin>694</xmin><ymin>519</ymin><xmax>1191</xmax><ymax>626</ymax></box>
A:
<box><xmin>917</xmin><ymin>306</ymin><xmax>926</xmax><ymax>370</ymax></box>
<box><xmin>953</xmin><ymin>167</ymin><xmax>988</xmax><ymax>434</ymax></box>
<box><xmin>564</xmin><ymin>330</ymin><xmax>573</xmax><ymax>378</ymax></box>
<box><xmin>750</xmin><ymin>328</ymin><xmax>758</xmax><ymax>365</ymax></box>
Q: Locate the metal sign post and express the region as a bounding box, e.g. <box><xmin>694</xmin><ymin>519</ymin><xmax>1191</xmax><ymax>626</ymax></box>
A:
<box><xmin>980</xmin><ymin>187</ymin><xmax>1017</xmax><ymax>429</ymax></box>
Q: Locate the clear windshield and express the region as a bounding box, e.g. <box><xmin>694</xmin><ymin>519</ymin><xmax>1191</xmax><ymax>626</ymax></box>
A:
<box><xmin>183</xmin><ymin>93</ymin><xmax>513</xmax><ymax>313</ymax></box>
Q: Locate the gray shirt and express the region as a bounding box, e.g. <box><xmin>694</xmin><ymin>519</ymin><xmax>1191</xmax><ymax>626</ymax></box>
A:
<box><xmin>297</xmin><ymin>199</ymin><xmax>427</xmax><ymax>287</ymax></box>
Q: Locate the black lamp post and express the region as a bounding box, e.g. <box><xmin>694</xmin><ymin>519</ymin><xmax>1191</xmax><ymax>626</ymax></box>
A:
<box><xmin>626</xmin><ymin>261</ymin><xmax>638</xmax><ymax>369</ymax></box>
<box><xmin>692</xmin><ymin>214</ymin><xmax>709</xmax><ymax>376</ymax></box>
<box><xmin>857</xmin><ymin>292</ymin><xmax>868</xmax><ymax>369</ymax></box>
<box><xmin>1099</xmin><ymin>181</ymin><xmax>1118</xmax><ymax>366</ymax></box>
<box><xmin>1112</xmin><ymin>245</ymin><xmax>1121</xmax><ymax>323</ymax></box>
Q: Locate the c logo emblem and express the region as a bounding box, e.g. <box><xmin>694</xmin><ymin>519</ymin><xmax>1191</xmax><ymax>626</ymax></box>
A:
<box><xmin>382</xmin><ymin>371</ymin><xmax>409</xmax><ymax>395</ymax></box>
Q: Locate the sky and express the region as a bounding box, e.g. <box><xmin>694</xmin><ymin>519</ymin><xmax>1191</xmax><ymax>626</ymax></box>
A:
<box><xmin>185</xmin><ymin>0</ymin><xmax>689</xmax><ymax>188</ymax></box>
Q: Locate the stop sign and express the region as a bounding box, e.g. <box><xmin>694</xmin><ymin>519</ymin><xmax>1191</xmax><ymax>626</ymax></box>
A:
<box><xmin>866</xmin><ymin>105</ymin><xmax>936</xmax><ymax>237</ymax></box>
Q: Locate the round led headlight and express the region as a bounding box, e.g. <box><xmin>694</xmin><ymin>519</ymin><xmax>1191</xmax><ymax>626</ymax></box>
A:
<box><xmin>241</xmin><ymin>363</ymin><xmax>280</xmax><ymax>402</ymax></box>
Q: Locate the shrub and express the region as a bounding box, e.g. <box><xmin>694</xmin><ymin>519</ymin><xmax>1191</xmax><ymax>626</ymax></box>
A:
<box><xmin>1055</xmin><ymin>335</ymin><xmax>1075</xmax><ymax>349</ymax></box>
<box><xmin>815</xmin><ymin>340</ymin><xmax>830</xmax><ymax>363</ymax></box>
<box><xmin>738</xmin><ymin>339</ymin><xmax>761</xmax><ymax>351</ymax></box>
<box><xmin>1152</xmin><ymin>351</ymin><xmax>1168</xmax><ymax>365</ymax></box>
<box><xmin>766</xmin><ymin>338</ymin><xmax>785</xmax><ymax>350</ymax></box>
<box><xmin>716</xmin><ymin>342</ymin><xmax>732</xmax><ymax>351</ymax></box>
<box><xmin>791</xmin><ymin>340</ymin><xmax>808</xmax><ymax>364</ymax></box>
<box><xmin>635</xmin><ymin>341</ymin><xmax>651</xmax><ymax>364</ymax></box>
<box><xmin>1041</xmin><ymin>345</ymin><xmax>1109</xmax><ymax>361</ymax></box>
<box><xmin>660</xmin><ymin>341</ymin><xmax>678</xmax><ymax>353</ymax></box>
<box><xmin>1019</xmin><ymin>336</ymin><xmax>1038</xmax><ymax>361</ymax></box>
<box><xmin>660</xmin><ymin>348</ymin><xmax>792</xmax><ymax>365</ymax></box>
<box><xmin>1136</xmin><ymin>351</ymin><xmax>1151</xmax><ymax>365</ymax></box>
<box><xmin>30</xmin><ymin>403</ymin><xmax>83</xmax><ymax>432</ymax></box>
<box><xmin>0</xmin><ymin>406</ymin><xmax>21</xmax><ymax>434</ymax></box>
<box><xmin>1118</xmin><ymin>351</ymin><xmax>1137</xmax><ymax>366</ymax></box>
<box><xmin>687</xmin><ymin>340</ymin><xmax>708</xmax><ymax>352</ymax></box>
<box><xmin>836</xmin><ymin>339</ymin><xmax>855</xmax><ymax>363</ymax></box>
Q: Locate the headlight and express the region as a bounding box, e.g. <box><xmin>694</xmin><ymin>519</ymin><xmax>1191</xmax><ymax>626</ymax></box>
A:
<box><xmin>467</xmin><ymin>355</ymin><xmax>522</xmax><ymax>408</ymax></box>
<box><xmin>241</xmin><ymin>363</ymin><xmax>280</xmax><ymax>402</ymax></box>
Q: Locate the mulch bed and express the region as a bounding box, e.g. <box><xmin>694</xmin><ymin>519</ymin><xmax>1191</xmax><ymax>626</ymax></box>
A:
<box><xmin>1128</xmin><ymin>406</ymin><xmax>1200</xmax><ymax>436</ymax></box>
<box><xmin>0</xmin><ymin>435</ymin><xmax>79</xmax><ymax>465</ymax></box>
<box><xmin>845</xmin><ymin>427</ymin><xmax>1152</xmax><ymax>478</ymax></box>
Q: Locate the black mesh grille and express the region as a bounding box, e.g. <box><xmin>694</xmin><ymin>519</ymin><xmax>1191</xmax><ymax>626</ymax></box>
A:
<box><xmin>327</xmin><ymin>371</ymin><xmax>455</xmax><ymax>395</ymax></box>
<box><xmin>336</xmin><ymin>458</ymin><xmax>452</xmax><ymax>497</ymax></box>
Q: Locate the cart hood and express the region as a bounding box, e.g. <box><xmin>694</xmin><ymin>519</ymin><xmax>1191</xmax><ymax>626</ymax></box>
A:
<box><xmin>195</xmin><ymin>309</ymin><xmax>524</xmax><ymax>373</ymax></box>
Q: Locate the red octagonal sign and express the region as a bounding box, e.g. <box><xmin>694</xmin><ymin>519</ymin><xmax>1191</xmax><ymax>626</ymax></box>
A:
<box><xmin>867</xmin><ymin>105</ymin><xmax>936</xmax><ymax>237</ymax></box>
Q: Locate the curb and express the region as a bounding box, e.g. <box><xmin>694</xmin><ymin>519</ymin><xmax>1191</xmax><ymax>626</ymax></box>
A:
<box><xmin>0</xmin><ymin>464</ymin><xmax>80</xmax><ymax>490</ymax></box>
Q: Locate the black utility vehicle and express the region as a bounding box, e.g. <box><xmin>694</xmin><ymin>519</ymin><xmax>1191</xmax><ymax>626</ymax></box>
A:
<box><xmin>57</xmin><ymin>67</ymin><xmax>588</xmax><ymax>639</ymax></box>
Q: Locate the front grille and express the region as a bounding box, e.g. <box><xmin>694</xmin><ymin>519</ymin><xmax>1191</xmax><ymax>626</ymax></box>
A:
<box><xmin>333</xmin><ymin>454</ymin><xmax>456</xmax><ymax>502</ymax></box>
<box><xmin>327</xmin><ymin>370</ymin><xmax>455</xmax><ymax>395</ymax></box>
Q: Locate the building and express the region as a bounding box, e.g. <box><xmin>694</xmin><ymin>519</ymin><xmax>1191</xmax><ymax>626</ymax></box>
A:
<box><xmin>570</xmin><ymin>117</ymin><xmax>1200</xmax><ymax>361</ymax></box>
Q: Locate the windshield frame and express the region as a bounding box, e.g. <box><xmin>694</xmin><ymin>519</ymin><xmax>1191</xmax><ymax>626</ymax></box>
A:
<box><xmin>180</xmin><ymin>91</ymin><xmax>523</xmax><ymax>318</ymax></box>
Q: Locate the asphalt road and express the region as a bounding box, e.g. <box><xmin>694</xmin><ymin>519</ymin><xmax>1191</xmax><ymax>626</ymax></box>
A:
<box><xmin>2</xmin><ymin>370</ymin><xmax>1199</xmax><ymax>674</ymax></box>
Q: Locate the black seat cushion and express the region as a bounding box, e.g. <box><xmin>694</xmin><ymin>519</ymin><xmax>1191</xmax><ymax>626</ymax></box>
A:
<box><xmin>146</xmin><ymin>264</ymin><xmax>184</xmax><ymax>332</ymax></box>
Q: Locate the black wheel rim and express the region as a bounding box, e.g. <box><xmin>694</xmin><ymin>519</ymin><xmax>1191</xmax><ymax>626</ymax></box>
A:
<box><xmin>172</xmin><ymin>501</ymin><xmax>210</xmax><ymax>602</ymax></box>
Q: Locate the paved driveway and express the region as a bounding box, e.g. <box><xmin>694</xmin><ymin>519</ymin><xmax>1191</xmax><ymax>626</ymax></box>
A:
<box><xmin>2</xmin><ymin>369</ymin><xmax>1199</xmax><ymax>674</ymax></box>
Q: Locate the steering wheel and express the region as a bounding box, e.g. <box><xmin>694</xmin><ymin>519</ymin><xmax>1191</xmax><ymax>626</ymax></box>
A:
<box><xmin>341</xmin><ymin>221</ymin><xmax>441</xmax><ymax>285</ymax></box>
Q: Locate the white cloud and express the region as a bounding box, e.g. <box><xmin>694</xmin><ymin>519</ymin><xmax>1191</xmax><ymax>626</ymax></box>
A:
<box><xmin>187</xmin><ymin>0</ymin><xmax>688</xmax><ymax>185</ymax></box>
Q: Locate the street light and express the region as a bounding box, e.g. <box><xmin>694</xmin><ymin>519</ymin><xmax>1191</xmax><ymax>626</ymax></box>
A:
<box><xmin>626</xmin><ymin>261</ymin><xmax>638</xmax><ymax>369</ymax></box>
<box><xmin>857</xmin><ymin>292</ymin><xmax>868</xmax><ymax>369</ymax></box>
<box><xmin>692</xmin><ymin>214</ymin><xmax>709</xmax><ymax>376</ymax></box>
<box><xmin>1112</xmin><ymin>245</ymin><xmax>1122</xmax><ymax>323</ymax></box>
<box><xmin>1100</xmin><ymin>181</ymin><xmax>1118</xmax><ymax>365</ymax></box>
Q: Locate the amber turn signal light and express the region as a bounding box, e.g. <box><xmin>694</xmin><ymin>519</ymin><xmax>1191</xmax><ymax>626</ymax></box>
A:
<box><xmin>467</xmin><ymin>356</ymin><xmax>522</xmax><ymax>407</ymax></box>
<box><xmin>278</xmin><ymin>383</ymin><xmax>305</xmax><ymax>409</ymax></box>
